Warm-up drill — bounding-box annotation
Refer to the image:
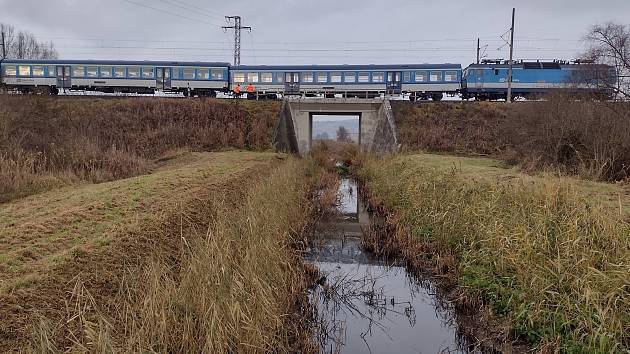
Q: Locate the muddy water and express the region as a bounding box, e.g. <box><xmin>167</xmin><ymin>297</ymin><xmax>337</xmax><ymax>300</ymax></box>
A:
<box><xmin>306</xmin><ymin>179</ymin><xmax>470</xmax><ymax>354</ymax></box>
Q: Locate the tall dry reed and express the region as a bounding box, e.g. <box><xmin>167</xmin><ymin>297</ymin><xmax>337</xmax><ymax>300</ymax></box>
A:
<box><xmin>358</xmin><ymin>155</ymin><xmax>630</xmax><ymax>352</ymax></box>
<box><xmin>104</xmin><ymin>158</ymin><xmax>319</xmax><ymax>353</ymax></box>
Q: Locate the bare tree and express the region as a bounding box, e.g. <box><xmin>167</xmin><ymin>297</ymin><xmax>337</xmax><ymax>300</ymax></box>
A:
<box><xmin>583</xmin><ymin>22</ymin><xmax>630</xmax><ymax>99</ymax></box>
<box><xmin>336</xmin><ymin>126</ymin><xmax>352</xmax><ymax>143</ymax></box>
<box><xmin>1</xmin><ymin>23</ymin><xmax>58</xmax><ymax>59</ymax></box>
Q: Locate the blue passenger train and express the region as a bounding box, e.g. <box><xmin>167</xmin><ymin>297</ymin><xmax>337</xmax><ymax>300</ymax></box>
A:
<box><xmin>0</xmin><ymin>57</ymin><xmax>615</xmax><ymax>100</ymax></box>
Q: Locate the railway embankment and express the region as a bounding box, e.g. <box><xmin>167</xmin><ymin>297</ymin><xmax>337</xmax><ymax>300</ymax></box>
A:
<box><xmin>354</xmin><ymin>152</ymin><xmax>630</xmax><ymax>352</ymax></box>
<box><xmin>0</xmin><ymin>96</ymin><xmax>280</xmax><ymax>202</ymax></box>
<box><xmin>392</xmin><ymin>96</ymin><xmax>630</xmax><ymax>182</ymax></box>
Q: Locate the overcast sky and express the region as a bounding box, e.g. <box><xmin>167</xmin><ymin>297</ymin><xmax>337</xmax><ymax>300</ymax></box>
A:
<box><xmin>1</xmin><ymin>0</ymin><xmax>628</xmax><ymax>65</ymax></box>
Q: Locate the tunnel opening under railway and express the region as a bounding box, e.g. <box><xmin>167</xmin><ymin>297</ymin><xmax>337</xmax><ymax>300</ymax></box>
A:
<box><xmin>310</xmin><ymin>113</ymin><xmax>361</xmax><ymax>150</ymax></box>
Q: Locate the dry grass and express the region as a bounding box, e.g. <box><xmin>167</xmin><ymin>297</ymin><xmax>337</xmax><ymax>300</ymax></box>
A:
<box><xmin>0</xmin><ymin>151</ymin><xmax>294</xmax><ymax>351</ymax></box>
<box><xmin>357</xmin><ymin>153</ymin><xmax>630</xmax><ymax>352</ymax></box>
<box><xmin>106</xmin><ymin>157</ymin><xmax>321</xmax><ymax>353</ymax></box>
<box><xmin>392</xmin><ymin>96</ymin><xmax>630</xmax><ymax>181</ymax></box>
<box><xmin>0</xmin><ymin>96</ymin><xmax>280</xmax><ymax>202</ymax></box>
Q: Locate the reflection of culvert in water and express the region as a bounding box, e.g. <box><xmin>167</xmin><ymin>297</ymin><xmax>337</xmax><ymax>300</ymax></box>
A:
<box><xmin>306</xmin><ymin>177</ymin><xmax>473</xmax><ymax>354</ymax></box>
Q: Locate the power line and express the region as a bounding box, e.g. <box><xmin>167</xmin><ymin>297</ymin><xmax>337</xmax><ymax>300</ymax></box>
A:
<box><xmin>155</xmin><ymin>0</ymin><xmax>225</xmax><ymax>21</ymax></box>
<box><xmin>121</xmin><ymin>0</ymin><xmax>215</xmax><ymax>25</ymax></box>
<box><xmin>53</xmin><ymin>45</ymin><xmax>581</xmax><ymax>52</ymax></box>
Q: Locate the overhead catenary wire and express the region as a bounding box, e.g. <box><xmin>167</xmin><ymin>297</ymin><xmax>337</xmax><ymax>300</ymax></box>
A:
<box><xmin>121</xmin><ymin>0</ymin><xmax>218</xmax><ymax>25</ymax></box>
<box><xmin>155</xmin><ymin>0</ymin><xmax>225</xmax><ymax>21</ymax></box>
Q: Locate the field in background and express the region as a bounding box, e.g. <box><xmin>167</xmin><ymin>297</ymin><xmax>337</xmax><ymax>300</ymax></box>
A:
<box><xmin>357</xmin><ymin>153</ymin><xmax>630</xmax><ymax>352</ymax></box>
<box><xmin>0</xmin><ymin>96</ymin><xmax>280</xmax><ymax>202</ymax></box>
<box><xmin>392</xmin><ymin>96</ymin><xmax>630</xmax><ymax>181</ymax></box>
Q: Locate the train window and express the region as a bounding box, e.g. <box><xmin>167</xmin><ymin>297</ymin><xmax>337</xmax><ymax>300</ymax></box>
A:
<box><xmin>493</xmin><ymin>69</ymin><xmax>499</xmax><ymax>76</ymax></box>
<box><xmin>172</xmin><ymin>69</ymin><xmax>181</xmax><ymax>79</ymax></box>
<box><xmin>32</xmin><ymin>66</ymin><xmax>44</xmax><ymax>77</ymax></box>
<box><xmin>183</xmin><ymin>68</ymin><xmax>195</xmax><ymax>79</ymax></box>
<box><xmin>3</xmin><ymin>65</ymin><xmax>17</xmax><ymax>76</ymax></box>
<box><xmin>403</xmin><ymin>72</ymin><xmax>411</xmax><ymax>82</ymax></box>
<box><xmin>73</xmin><ymin>66</ymin><xmax>85</xmax><ymax>77</ymax></box>
<box><xmin>18</xmin><ymin>65</ymin><xmax>30</xmax><ymax>76</ymax></box>
<box><xmin>142</xmin><ymin>67</ymin><xmax>154</xmax><ymax>78</ymax></box>
<box><xmin>47</xmin><ymin>66</ymin><xmax>55</xmax><ymax>76</ymax></box>
<box><xmin>372</xmin><ymin>72</ymin><xmax>384</xmax><ymax>83</ymax></box>
<box><xmin>99</xmin><ymin>67</ymin><xmax>112</xmax><ymax>78</ymax></box>
<box><xmin>344</xmin><ymin>72</ymin><xmax>356</xmax><ymax>83</ymax></box>
<box><xmin>114</xmin><ymin>67</ymin><xmax>125</xmax><ymax>78</ymax></box>
<box><xmin>302</xmin><ymin>72</ymin><xmax>313</xmax><ymax>83</ymax></box>
<box><xmin>430</xmin><ymin>71</ymin><xmax>442</xmax><ymax>82</ymax></box>
<box><xmin>317</xmin><ymin>72</ymin><xmax>328</xmax><ymax>83</ymax></box>
<box><xmin>330</xmin><ymin>72</ymin><xmax>342</xmax><ymax>83</ymax></box>
<box><xmin>415</xmin><ymin>71</ymin><xmax>427</xmax><ymax>82</ymax></box>
<box><xmin>358</xmin><ymin>72</ymin><xmax>369</xmax><ymax>83</ymax></box>
<box><xmin>261</xmin><ymin>73</ymin><xmax>273</xmax><ymax>83</ymax></box>
<box><xmin>86</xmin><ymin>66</ymin><xmax>98</xmax><ymax>77</ymax></box>
<box><xmin>211</xmin><ymin>69</ymin><xmax>224</xmax><ymax>80</ymax></box>
<box><xmin>247</xmin><ymin>72</ymin><xmax>259</xmax><ymax>83</ymax></box>
<box><xmin>233</xmin><ymin>72</ymin><xmax>246</xmax><ymax>83</ymax></box>
<box><xmin>445</xmin><ymin>71</ymin><xmax>458</xmax><ymax>82</ymax></box>
<box><xmin>128</xmin><ymin>67</ymin><xmax>140</xmax><ymax>78</ymax></box>
<box><xmin>197</xmin><ymin>68</ymin><xmax>210</xmax><ymax>79</ymax></box>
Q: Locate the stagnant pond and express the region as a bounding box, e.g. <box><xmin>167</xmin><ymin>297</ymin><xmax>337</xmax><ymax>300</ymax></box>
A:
<box><xmin>306</xmin><ymin>178</ymin><xmax>473</xmax><ymax>354</ymax></box>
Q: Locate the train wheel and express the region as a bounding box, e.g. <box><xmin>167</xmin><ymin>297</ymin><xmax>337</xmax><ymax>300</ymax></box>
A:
<box><xmin>432</xmin><ymin>93</ymin><xmax>443</xmax><ymax>101</ymax></box>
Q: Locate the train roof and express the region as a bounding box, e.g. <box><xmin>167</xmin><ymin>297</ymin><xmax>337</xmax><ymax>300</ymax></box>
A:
<box><xmin>232</xmin><ymin>63</ymin><xmax>462</xmax><ymax>71</ymax></box>
<box><xmin>0</xmin><ymin>59</ymin><xmax>231</xmax><ymax>67</ymax></box>
<box><xmin>465</xmin><ymin>62</ymin><xmax>612</xmax><ymax>70</ymax></box>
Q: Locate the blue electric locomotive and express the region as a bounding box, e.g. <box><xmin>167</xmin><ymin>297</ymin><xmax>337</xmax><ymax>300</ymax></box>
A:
<box><xmin>462</xmin><ymin>59</ymin><xmax>615</xmax><ymax>100</ymax></box>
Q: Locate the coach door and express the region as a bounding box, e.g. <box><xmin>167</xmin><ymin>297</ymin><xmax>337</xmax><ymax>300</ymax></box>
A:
<box><xmin>56</xmin><ymin>66</ymin><xmax>71</xmax><ymax>89</ymax></box>
<box><xmin>284</xmin><ymin>72</ymin><xmax>300</xmax><ymax>95</ymax></box>
<box><xmin>156</xmin><ymin>67</ymin><xmax>172</xmax><ymax>90</ymax></box>
<box><xmin>386</xmin><ymin>71</ymin><xmax>402</xmax><ymax>95</ymax></box>
<box><xmin>475</xmin><ymin>69</ymin><xmax>484</xmax><ymax>89</ymax></box>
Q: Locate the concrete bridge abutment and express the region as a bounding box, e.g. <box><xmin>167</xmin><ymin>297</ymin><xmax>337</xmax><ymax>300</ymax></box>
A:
<box><xmin>273</xmin><ymin>98</ymin><xmax>399</xmax><ymax>156</ymax></box>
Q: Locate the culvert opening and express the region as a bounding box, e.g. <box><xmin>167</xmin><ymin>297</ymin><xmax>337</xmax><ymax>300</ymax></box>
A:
<box><xmin>310</xmin><ymin>114</ymin><xmax>361</xmax><ymax>150</ymax></box>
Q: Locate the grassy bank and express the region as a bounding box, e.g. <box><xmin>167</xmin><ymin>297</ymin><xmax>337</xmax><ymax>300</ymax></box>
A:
<box><xmin>392</xmin><ymin>97</ymin><xmax>630</xmax><ymax>181</ymax></box>
<box><xmin>111</xmin><ymin>156</ymin><xmax>320</xmax><ymax>353</ymax></box>
<box><xmin>1</xmin><ymin>151</ymin><xmax>320</xmax><ymax>352</ymax></box>
<box><xmin>357</xmin><ymin>153</ymin><xmax>630</xmax><ymax>352</ymax></box>
<box><xmin>0</xmin><ymin>96</ymin><xmax>280</xmax><ymax>202</ymax></box>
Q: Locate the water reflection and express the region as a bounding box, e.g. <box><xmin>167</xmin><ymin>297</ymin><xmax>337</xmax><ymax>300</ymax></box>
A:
<box><xmin>306</xmin><ymin>178</ymin><xmax>470</xmax><ymax>354</ymax></box>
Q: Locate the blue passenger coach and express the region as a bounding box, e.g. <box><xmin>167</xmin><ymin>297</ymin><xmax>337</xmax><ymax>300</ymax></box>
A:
<box><xmin>462</xmin><ymin>60</ymin><xmax>615</xmax><ymax>100</ymax></box>
<box><xmin>231</xmin><ymin>64</ymin><xmax>462</xmax><ymax>100</ymax></box>
<box><xmin>0</xmin><ymin>59</ymin><xmax>230</xmax><ymax>96</ymax></box>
